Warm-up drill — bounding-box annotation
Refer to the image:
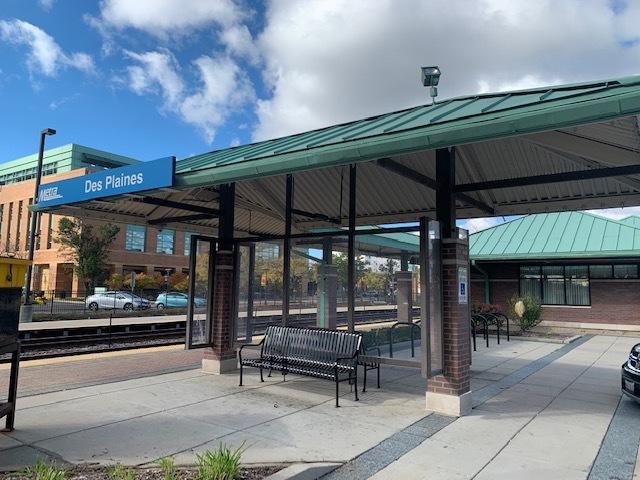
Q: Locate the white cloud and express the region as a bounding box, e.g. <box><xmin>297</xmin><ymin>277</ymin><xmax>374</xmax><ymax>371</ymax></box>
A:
<box><xmin>459</xmin><ymin>217</ymin><xmax>506</xmax><ymax>233</ymax></box>
<box><xmin>89</xmin><ymin>0</ymin><xmax>257</xmax><ymax>60</ymax></box>
<box><xmin>586</xmin><ymin>207</ymin><xmax>640</xmax><ymax>221</ymax></box>
<box><xmin>253</xmin><ymin>0</ymin><xmax>640</xmax><ymax>141</ymax></box>
<box><xmin>38</xmin><ymin>0</ymin><xmax>55</xmax><ymax>11</ymax></box>
<box><xmin>122</xmin><ymin>49</ymin><xmax>254</xmax><ymax>142</ymax></box>
<box><xmin>98</xmin><ymin>0</ymin><xmax>245</xmax><ymax>33</ymax></box>
<box><xmin>0</xmin><ymin>19</ymin><xmax>95</xmax><ymax>77</ymax></box>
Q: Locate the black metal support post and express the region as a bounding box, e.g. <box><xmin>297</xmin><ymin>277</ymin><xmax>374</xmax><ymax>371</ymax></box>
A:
<box><xmin>323</xmin><ymin>237</ymin><xmax>333</xmax><ymax>265</ymax></box>
<box><xmin>347</xmin><ymin>165</ymin><xmax>356</xmax><ymax>332</ymax></box>
<box><xmin>25</xmin><ymin>128</ymin><xmax>56</xmax><ymax>306</ymax></box>
<box><xmin>282</xmin><ymin>174</ymin><xmax>293</xmax><ymax>326</ymax></box>
<box><xmin>246</xmin><ymin>244</ymin><xmax>255</xmax><ymax>341</ymax></box>
<box><xmin>401</xmin><ymin>252</ymin><xmax>409</xmax><ymax>271</ymax></box>
<box><xmin>218</xmin><ymin>183</ymin><xmax>236</xmax><ymax>250</ymax></box>
<box><xmin>436</xmin><ymin>147</ymin><xmax>456</xmax><ymax>239</ymax></box>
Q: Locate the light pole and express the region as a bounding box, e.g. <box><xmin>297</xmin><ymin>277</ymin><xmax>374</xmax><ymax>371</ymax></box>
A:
<box><xmin>23</xmin><ymin>128</ymin><xmax>56</xmax><ymax>314</ymax></box>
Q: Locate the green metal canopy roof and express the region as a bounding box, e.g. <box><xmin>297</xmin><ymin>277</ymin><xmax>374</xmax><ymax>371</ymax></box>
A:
<box><xmin>620</xmin><ymin>216</ymin><xmax>640</xmax><ymax>229</ymax></box>
<box><xmin>175</xmin><ymin>76</ymin><xmax>640</xmax><ymax>188</ymax></box>
<box><xmin>470</xmin><ymin>212</ymin><xmax>640</xmax><ymax>260</ymax></box>
<box><xmin>46</xmin><ymin>75</ymin><xmax>640</xmax><ymax>236</ymax></box>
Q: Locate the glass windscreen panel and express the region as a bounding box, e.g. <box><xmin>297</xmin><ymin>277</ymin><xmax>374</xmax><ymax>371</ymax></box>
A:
<box><xmin>186</xmin><ymin>236</ymin><xmax>215</xmax><ymax>348</ymax></box>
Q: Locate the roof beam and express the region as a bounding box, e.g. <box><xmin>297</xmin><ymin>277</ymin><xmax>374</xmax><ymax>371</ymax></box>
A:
<box><xmin>292</xmin><ymin>208</ymin><xmax>341</xmax><ymax>224</ymax></box>
<box><xmin>133</xmin><ymin>196</ymin><xmax>220</xmax><ymax>215</ymax></box>
<box><xmin>455</xmin><ymin>164</ymin><xmax>640</xmax><ymax>192</ymax></box>
<box><xmin>376</xmin><ymin>158</ymin><xmax>495</xmax><ymax>214</ymax></box>
<box><xmin>147</xmin><ymin>213</ymin><xmax>215</xmax><ymax>225</ymax></box>
<box><xmin>525</xmin><ymin>130</ymin><xmax>640</xmax><ymax>167</ymax></box>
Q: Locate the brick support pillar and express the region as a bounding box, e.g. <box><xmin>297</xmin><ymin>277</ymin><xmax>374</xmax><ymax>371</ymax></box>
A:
<box><xmin>425</xmin><ymin>234</ymin><xmax>472</xmax><ymax>416</ymax></box>
<box><xmin>202</xmin><ymin>250</ymin><xmax>238</xmax><ymax>374</ymax></box>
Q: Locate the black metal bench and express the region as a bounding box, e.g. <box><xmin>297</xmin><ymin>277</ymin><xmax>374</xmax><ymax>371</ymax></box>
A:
<box><xmin>238</xmin><ymin>325</ymin><xmax>362</xmax><ymax>407</ymax></box>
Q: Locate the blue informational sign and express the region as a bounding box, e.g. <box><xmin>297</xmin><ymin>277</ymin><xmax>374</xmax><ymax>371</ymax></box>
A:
<box><xmin>35</xmin><ymin>156</ymin><xmax>175</xmax><ymax>210</ymax></box>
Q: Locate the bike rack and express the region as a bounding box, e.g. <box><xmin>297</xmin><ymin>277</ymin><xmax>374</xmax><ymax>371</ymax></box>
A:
<box><xmin>388</xmin><ymin>321</ymin><xmax>421</xmax><ymax>358</ymax></box>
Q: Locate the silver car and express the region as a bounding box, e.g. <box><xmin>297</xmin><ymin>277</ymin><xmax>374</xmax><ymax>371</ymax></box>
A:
<box><xmin>85</xmin><ymin>291</ymin><xmax>150</xmax><ymax>311</ymax></box>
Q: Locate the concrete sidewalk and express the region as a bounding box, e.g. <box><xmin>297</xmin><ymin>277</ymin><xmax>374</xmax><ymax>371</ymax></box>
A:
<box><xmin>0</xmin><ymin>335</ymin><xmax>638</xmax><ymax>479</ymax></box>
<box><xmin>0</xmin><ymin>338</ymin><xmax>554</xmax><ymax>470</ymax></box>
<box><xmin>370</xmin><ymin>335</ymin><xmax>640</xmax><ymax>480</ymax></box>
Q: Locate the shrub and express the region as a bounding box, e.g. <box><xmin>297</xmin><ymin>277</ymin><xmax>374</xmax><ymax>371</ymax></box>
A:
<box><xmin>23</xmin><ymin>460</ymin><xmax>66</xmax><ymax>480</ymax></box>
<box><xmin>508</xmin><ymin>295</ymin><xmax>542</xmax><ymax>332</ymax></box>
<box><xmin>158</xmin><ymin>457</ymin><xmax>179</xmax><ymax>480</ymax></box>
<box><xmin>107</xmin><ymin>463</ymin><xmax>136</xmax><ymax>480</ymax></box>
<box><xmin>471</xmin><ymin>303</ymin><xmax>500</xmax><ymax>315</ymax></box>
<box><xmin>196</xmin><ymin>443</ymin><xmax>245</xmax><ymax>480</ymax></box>
<box><xmin>168</xmin><ymin>272</ymin><xmax>189</xmax><ymax>292</ymax></box>
<box><xmin>108</xmin><ymin>273</ymin><xmax>124</xmax><ymax>290</ymax></box>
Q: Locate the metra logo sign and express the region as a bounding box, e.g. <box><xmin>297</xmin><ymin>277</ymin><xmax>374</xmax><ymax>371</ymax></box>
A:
<box><xmin>34</xmin><ymin>157</ymin><xmax>174</xmax><ymax>210</ymax></box>
<box><xmin>39</xmin><ymin>186</ymin><xmax>63</xmax><ymax>202</ymax></box>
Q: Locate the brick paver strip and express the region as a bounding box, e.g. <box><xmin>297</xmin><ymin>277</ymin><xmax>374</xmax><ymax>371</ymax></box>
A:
<box><xmin>0</xmin><ymin>346</ymin><xmax>202</xmax><ymax>398</ymax></box>
<box><xmin>588</xmin><ymin>396</ymin><xmax>640</xmax><ymax>480</ymax></box>
<box><xmin>323</xmin><ymin>335</ymin><xmax>593</xmax><ymax>480</ymax></box>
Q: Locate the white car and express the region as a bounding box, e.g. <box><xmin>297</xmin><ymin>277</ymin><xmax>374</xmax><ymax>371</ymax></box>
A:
<box><xmin>85</xmin><ymin>291</ymin><xmax>150</xmax><ymax>311</ymax></box>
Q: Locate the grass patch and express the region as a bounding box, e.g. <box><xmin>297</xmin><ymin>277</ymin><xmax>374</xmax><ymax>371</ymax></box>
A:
<box><xmin>196</xmin><ymin>444</ymin><xmax>245</xmax><ymax>480</ymax></box>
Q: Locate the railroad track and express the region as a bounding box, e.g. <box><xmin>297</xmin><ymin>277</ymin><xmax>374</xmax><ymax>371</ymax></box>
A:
<box><xmin>6</xmin><ymin>308</ymin><xmax>416</xmax><ymax>361</ymax></box>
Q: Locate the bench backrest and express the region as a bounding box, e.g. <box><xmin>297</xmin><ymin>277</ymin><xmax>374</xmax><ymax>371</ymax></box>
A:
<box><xmin>263</xmin><ymin>325</ymin><xmax>361</xmax><ymax>365</ymax></box>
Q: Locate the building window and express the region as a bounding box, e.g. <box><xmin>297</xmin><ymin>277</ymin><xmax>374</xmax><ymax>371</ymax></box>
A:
<box><xmin>156</xmin><ymin>229</ymin><xmax>174</xmax><ymax>254</ymax></box>
<box><xmin>0</xmin><ymin>204</ymin><xmax>4</xmax><ymax>246</ymax></box>
<box><xmin>46</xmin><ymin>213</ymin><xmax>53</xmax><ymax>249</ymax></box>
<box><xmin>125</xmin><ymin>225</ymin><xmax>146</xmax><ymax>252</ymax></box>
<box><xmin>519</xmin><ymin>265</ymin><xmax>590</xmax><ymax>306</ymax></box>
<box><xmin>257</xmin><ymin>243</ymin><xmax>280</xmax><ymax>260</ymax></box>
<box><xmin>26</xmin><ymin>198</ymin><xmax>33</xmax><ymax>250</ymax></box>
<box><xmin>15</xmin><ymin>201</ymin><xmax>22</xmax><ymax>251</ymax></box>
<box><xmin>6</xmin><ymin>202</ymin><xmax>12</xmax><ymax>251</ymax></box>
<box><xmin>613</xmin><ymin>264</ymin><xmax>639</xmax><ymax>279</ymax></box>
<box><xmin>565</xmin><ymin>266</ymin><xmax>589</xmax><ymax>305</ymax></box>
<box><xmin>588</xmin><ymin>265</ymin><xmax>612</xmax><ymax>278</ymax></box>
<box><xmin>184</xmin><ymin>232</ymin><xmax>194</xmax><ymax>256</ymax></box>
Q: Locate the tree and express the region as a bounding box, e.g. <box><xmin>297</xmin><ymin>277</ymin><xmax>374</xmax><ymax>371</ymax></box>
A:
<box><xmin>333</xmin><ymin>253</ymin><xmax>369</xmax><ymax>290</ymax></box>
<box><xmin>56</xmin><ymin>218</ymin><xmax>120</xmax><ymax>293</ymax></box>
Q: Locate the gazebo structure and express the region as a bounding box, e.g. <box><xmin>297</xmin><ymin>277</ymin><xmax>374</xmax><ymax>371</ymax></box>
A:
<box><xmin>35</xmin><ymin>76</ymin><xmax>640</xmax><ymax>415</ymax></box>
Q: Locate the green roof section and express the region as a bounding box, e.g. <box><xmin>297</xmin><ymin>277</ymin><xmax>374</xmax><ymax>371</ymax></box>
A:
<box><xmin>174</xmin><ymin>76</ymin><xmax>640</xmax><ymax>188</ymax></box>
<box><xmin>620</xmin><ymin>216</ymin><xmax>640</xmax><ymax>229</ymax></box>
<box><xmin>470</xmin><ymin>212</ymin><xmax>640</xmax><ymax>260</ymax></box>
<box><xmin>0</xmin><ymin>144</ymin><xmax>139</xmax><ymax>186</ymax></box>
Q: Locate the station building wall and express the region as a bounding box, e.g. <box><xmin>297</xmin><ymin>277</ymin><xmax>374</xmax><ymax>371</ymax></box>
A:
<box><xmin>471</xmin><ymin>263</ymin><xmax>640</xmax><ymax>326</ymax></box>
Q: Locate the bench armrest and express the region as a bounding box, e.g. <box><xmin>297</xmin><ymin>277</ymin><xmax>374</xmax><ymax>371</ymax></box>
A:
<box><xmin>335</xmin><ymin>350</ymin><xmax>360</xmax><ymax>366</ymax></box>
<box><xmin>363</xmin><ymin>346</ymin><xmax>381</xmax><ymax>356</ymax></box>
<box><xmin>238</xmin><ymin>339</ymin><xmax>265</xmax><ymax>361</ymax></box>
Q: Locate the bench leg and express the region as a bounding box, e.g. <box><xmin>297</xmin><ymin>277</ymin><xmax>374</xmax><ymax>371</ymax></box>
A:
<box><xmin>506</xmin><ymin>317</ymin><xmax>510</xmax><ymax>341</ymax></box>
<box><xmin>239</xmin><ymin>363</ymin><xmax>243</xmax><ymax>387</ymax></box>
<box><xmin>268</xmin><ymin>368</ymin><xmax>272</xmax><ymax>378</ymax></box>
<box><xmin>377</xmin><ymin>364</ymin><xmax>380</xmax><ymax>389</ymax></box>
<box><xmin>260</xmin><ymin>367</ymin><xmax>264</xmax><ymax>382</ymax></box>
<box><xmin>335</xmin><ymin>367</ymin><xmax>340</xmax><ymax>408</ymax></box>
<box><xmin>354</xmin><ymin>368</ymin><xmax>359</xmax><ymax>401</ymax></box>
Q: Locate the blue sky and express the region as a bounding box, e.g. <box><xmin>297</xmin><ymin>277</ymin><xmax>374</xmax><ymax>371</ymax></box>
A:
<box><xmin>2</xmin><ymin>0</ymin><xmax>640</xmax><ymax>231</ymax></box>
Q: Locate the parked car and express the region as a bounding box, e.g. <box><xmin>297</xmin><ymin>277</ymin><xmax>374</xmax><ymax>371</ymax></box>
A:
<box><xmin>622</xmin><ymin>342</ymin><xmax>640</xmax><ymax>402</ymax></box>
<box><xmin>155</xmin><ymin>291</ymin><xmax>206</xmax><ymax>309</ymax></box>
<box><xmin>85</xmin><ymin>291</ymin><xmax>150</xmax><ymax>311</ymax></box>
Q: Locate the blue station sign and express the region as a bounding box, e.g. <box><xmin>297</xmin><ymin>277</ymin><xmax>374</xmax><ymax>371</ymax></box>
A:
<box><xmin>35</xmin><ymin>156</ymin><xmax>175</xmax><ymax>210</ymax></box>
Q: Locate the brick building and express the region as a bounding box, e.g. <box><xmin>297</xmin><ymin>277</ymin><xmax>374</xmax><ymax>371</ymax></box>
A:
<box><xmin>1</xmin><ymin>144</ymin><xmax>191</xmax><ymax>294</ymax></box>
<box><xmin>470</xmin><ymin>211</ymin><xmax>640</xmax><ymax>328</ymax></box>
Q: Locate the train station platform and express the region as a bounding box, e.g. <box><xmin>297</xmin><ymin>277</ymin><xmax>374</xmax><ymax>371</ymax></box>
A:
<box><xmin>1</xmin><ymin>335</ymin><xmax>639</xmax><ymax>479</ymax></box>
